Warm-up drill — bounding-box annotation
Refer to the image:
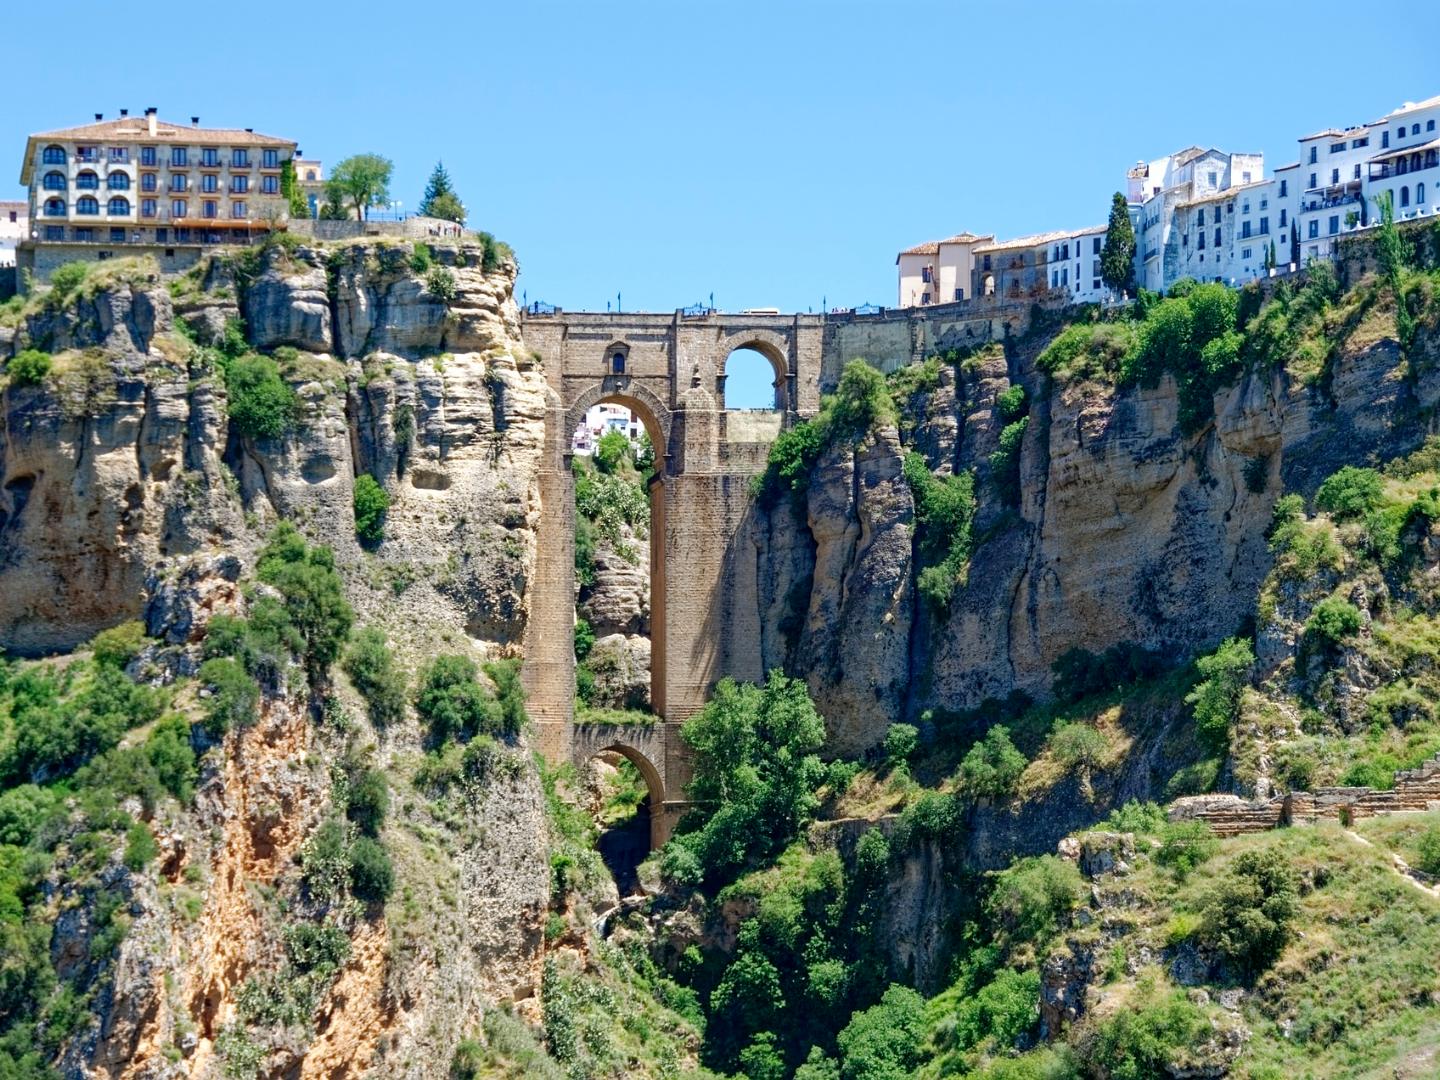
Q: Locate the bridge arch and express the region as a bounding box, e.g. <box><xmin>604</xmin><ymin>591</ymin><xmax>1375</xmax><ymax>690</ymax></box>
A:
<box><xmin>717</xmin><ymin>331</ymin><xmax>791</xmax><ymax>413</ymax></box>
<box><xmin>563</xmin><ymin>378</ymin><xmax>673</xmax><ymax>466</ymax></box>
<box><xmin>571</xmin><ymin>724</ymin><xmax>672</xmax><ymax>849</ymax></box>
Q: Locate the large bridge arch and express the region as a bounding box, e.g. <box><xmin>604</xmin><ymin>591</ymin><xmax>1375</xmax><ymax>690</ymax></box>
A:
<box><xmin>716</xmin><ymin>330</ymin><xmax>792</xmax><ymax>413</ymax></box>
<box><xmin>562</xmin><ymin>378</ymin><xmax>674</xmax><ymax>468</ymax></box>
<box><xmin>570</xmin><ymin>724</ymin><xmax>678</xmax><ymax>848</ymax></box>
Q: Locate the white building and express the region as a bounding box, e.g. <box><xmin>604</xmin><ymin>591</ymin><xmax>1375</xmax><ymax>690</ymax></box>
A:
<box><xmin>1128</xmin><ymin>147</ymin><xmax>1265</xmax><ymax>292</ymax></box>
<box><xmin>1295</xmin><ymin>95</ymin><xmax>1440</xmax><ymax>265</ymax></box>
<box><xmin>571</xmin><ymin>403</ymin><xmax>645</xmax><ymax>456</ymax></box>
<box><xmin>896</xmin><ymin>232</ymin><xmax>992</xmax><ymax>307</ymax></box>
<box><xmin>0</xmin><ymin>201</ymin><xmax>25</xmax><ymax>267</ymax></box>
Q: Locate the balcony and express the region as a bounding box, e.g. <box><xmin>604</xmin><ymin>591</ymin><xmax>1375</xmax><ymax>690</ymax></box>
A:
<box><xmin>1302</xmin><ymin>193</ymin><xmax>1362</xmax><ymax>213</ymax></box>
<box><xmin>1369</xmin><ymin>156</ymin><xmax>1439</xmax><ymax>182</ymax></box>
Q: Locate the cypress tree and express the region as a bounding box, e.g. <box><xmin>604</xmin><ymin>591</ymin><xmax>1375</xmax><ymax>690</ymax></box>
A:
<box><xmin>420</xmin><ymin>162</ymin><xmax>460</xmax><ymax>220</ymax></box>
<box><xmin>1100</xmin><ymin>191</ymin><xmax>1137</xmax><ymax>296</ymax></box>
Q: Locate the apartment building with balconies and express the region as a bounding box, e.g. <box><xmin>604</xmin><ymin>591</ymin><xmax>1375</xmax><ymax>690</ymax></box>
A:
<box><xmin>17</xmin><ymin>109</ymin><xmax>298</xmax><ymax>283</ymax></box>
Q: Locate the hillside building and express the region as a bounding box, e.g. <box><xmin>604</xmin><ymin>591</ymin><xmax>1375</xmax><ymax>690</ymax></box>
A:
<box><xmin>17</xmin><ymin>109</ymin><xmax>298</xmax><ymax>282</ymax></box>
<box><xmin>0</xmin><ymin>202</ymin><xmax>25</xmax><ymax>268</ymax></box>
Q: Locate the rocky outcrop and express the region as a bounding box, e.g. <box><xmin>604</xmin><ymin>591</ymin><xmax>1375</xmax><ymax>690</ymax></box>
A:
<box><xmin>242</xmin><ymin>246</ymin><xmax>331</xmax><ymax>352</ymax></box>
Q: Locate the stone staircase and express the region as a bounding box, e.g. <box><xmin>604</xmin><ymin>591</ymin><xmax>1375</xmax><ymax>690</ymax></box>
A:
<box><xmin>1170</xmin><ymin>751</ymin><xmax>1440</xmax><ymax>836</ymax></box>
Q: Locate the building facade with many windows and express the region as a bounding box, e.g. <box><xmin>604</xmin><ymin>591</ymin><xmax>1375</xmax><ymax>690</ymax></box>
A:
<box><xmin>17</xmin><ymin>109</ymin><xmax>298</xmax><ymax>282</ymax></box>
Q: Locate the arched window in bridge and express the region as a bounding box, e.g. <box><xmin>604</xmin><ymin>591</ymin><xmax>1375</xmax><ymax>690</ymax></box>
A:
<box><xmin>723</xmin><ymin>347</ymin><xmax>780</xmax><ymax>410</ymax></box>
<box><xmin>612</xmin><ymin>351</ymin><xmax>626</xmax><ymax>374</ymax></box>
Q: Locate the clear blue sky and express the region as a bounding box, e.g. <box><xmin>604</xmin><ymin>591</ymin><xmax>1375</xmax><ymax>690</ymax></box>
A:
<box><xmin>8</xmin><ymin>2</ymin><xmax>1438</xmax><ymax>317</ymax></box>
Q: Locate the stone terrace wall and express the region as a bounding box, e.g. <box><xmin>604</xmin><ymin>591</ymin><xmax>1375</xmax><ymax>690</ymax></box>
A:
<box><xmin>1170</xmin><ymin>753</ymin><xmax>1440</xmax><ymax>836</ymax></box>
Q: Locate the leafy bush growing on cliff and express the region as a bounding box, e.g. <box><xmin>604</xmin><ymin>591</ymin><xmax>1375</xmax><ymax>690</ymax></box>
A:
<box><xmin>956</xmin><ymin>725</ymin><xmax>1028</xmax><ymax>799</ymax></box>
<box><xmin>351</xmin><ymin>473</ymin><xmax>391</xmax><ymax>543</ymax></box>
<box><xmin>224</xmin><ymin>353</ymin><xmax>299</xmax><ymax>440</ymax></box>
<box><xmin>255</xmin><ymin>524</ymin><xmax>354</xmax><ymax>681</ymax></box>
<box><xmin>342</xmin><ymin>627</ymin><xmax>406</xmax><ymax>728</ymax></box>
<box><xmin>1315</xmin><ymin>465</ymin><xmax>1385</xmax><ymax>521</ymax></box>
<box><xmin>1305</xmin><ymin>597</ymin><xmax>1363</xmax><ymax>647</ymax></box>
<box><xmin>197</xmin><ymin>656</ymin><xmax>260</xmax><ymax>736</ymax></box>
<box><xmin>1185</xmin><ymin>637</ymin><xmax>1254</xmax><ymax>750</ymax></box>
<box><xmin>988</xmin><ymin>418</ymin><xmax>1029</xmax><ymax>506</ymax></box>
<box><xmin>5</xmin><ymin>349</ymin><xmax>52</xmax><ymax>387</ymax></box>
<box><xmin>1199</xmin><ymin>847</ymin><xmax>1298</xmax><ymax>980</ymax></box>
<box><xmin>903</xmin><ymin>452</ymin><xmax>978</xmax><ymax>610</ymax></box>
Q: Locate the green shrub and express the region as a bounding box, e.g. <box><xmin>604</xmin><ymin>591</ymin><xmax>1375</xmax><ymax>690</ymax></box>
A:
<box><xmin>352</xmin><ymin>474</ymin><xmax>390</xmax><ymax>542</ymax></box>
<box><xmin>344</xmin><ymin>768</ymin><xmax>388</xmax><ymax>837</ymax></box>
<box><xmin>1315</xmin><ymin>465</ymin><xmax>1385</xmax><ymax>520</ymax></box>
<box><xmin>1104</xmin><ymin>800</ymin><xmax>1167</xmax><ymax>834</ymax></box>
<box><xmin>255</xmin><ymin>523</ymin><xmax>354</xmax><ymax>679</ymax></box>
<box><xmin>1164</xmin><ymin>758</ymin><xmax>1221</xmax><ymax>799</ymax></box>
<box><xmin>1415</xmin><ymin>825</ymin><xmax>1440</xmax><ymax>875</ymax></box>
<box><xmin>90</xmin><ymin>621</ymin><xmax>147</xmax><ymax>669</ymax></box>
<box><xmin>425</xmin><ymin>266</ymin><xmax>457</xmax><ymax>304</ymax></box>
<box><xmin>985</xmin><ymin>855</ymin><xmax>1083</xmax><ymax>952</ymax></box>
<box><xmin>1048</xmin><ymin>722</ymin><xmax>1108</xmax><ymax>770</ymax></box>
<box><xmin>0</xmin><ymin>784</ymin><xmax>56</xmax><ymax>846</ymax></box>
<box><xmin>123</xmin><ymin>819</ymin><xmax>158</xmax><ymax>872</ymax></box>
<box><xmin>48</xmin><ymin>261</ymin><xmax>90</xmax><ymax>300</ymax></box>
<box><xmin>342</xmin><ymin>627</ymin><xmax>406</xmax><ymax>728</ymax></box>
<box><xmin>6</xmin><ymin>349</ymin><xmax>52</xmax><ymax>387</ymax></box>
<box><xmin>996</xmin><ymin>384</ymin><xmax>1028</xmax><ymax>421</ymax></box>
<box><xmin>951</xmin><ymin>968</ymin><xmax>1040</xmax><ymax>1053</ymax></box>
<box><xmin>903</xmin><ymin>452</ymin><xmax>976</xmax><ymax>610</ymax></box>
<box><xmin>197</xmin><ymin>657</ymin><xmax>260</xmax><ymax>736</ymax></box>
<box><xmin>989</xmin><ymin>418</ymin><xmax>1029</xmax><ymax>505</ymax></box>
<box><xmin>415</xmin><ymin>654</ymin><xmax>500</xmax><ymax>744</ymax></box>
<box><xmin>1088</xmin><ymin>988</ymin><xmax>1209</xmax><ymax>1080</ymax></box>
<box><xmin>573</xmin><ymin>618</ymin><xmax>595</xmax><ymax>661</ymax></box>
<box><xmin>483</xmin><ymin>658</ymin><xmax>528</xmax><ymax>736</ymax></box>
<box><xmin>1186</xmin><ymin>636</ymin><xmax>1253</xmax><ymax>749</ymax></box>
<box><xmin>957</xmin><ymin>726</ymin><xmax>1027</xmax><ymax>799</ymax></box>
<box><xmin>1154</xmin><ymin>820</ymin><xmax>1219</xmax><ymax>879</ymax></box>
<box><xmin>883</xmin><ymin>723</ymin><xmax>919</xmax><ymax>767</ymax></box>
<box><xmin>594</xmin><ymin>429</ymin><xmax>631</xmax><ymax>474</ymax></box>
<box><xmin>409</xmin><ymin>243</ymin><xmax>433</xmax><ymax>273</ymax></box>
<box><xmin>1305</xmin><ymin>597</ymin><xmax>1363</xmax><ymax>646</ymax></box>
<box><xmin>1051</xmin><ymin>642</ymin><xmax>1164</xmax><ymax>704</ymax></box>
<box><xmin>892</xmin><ymin>791</ymin><xmax>961</xmax><ymax>850</ymax></box>
<box><xmin>1199</xmin><ymin>847</ymin><xmax>1298</xmax><ymax>979</ymax></box>
<box><xmin>348</xmin><ymin>835</ymin><xmax>394</xmax><ymax>903</ymax></box>
<box><xmin>835</xmin><ymin>984</ymin><xmax>926</xmax><ymax>1080</ymax></box>
<box><xmin>224</xmin><ymin>354</ymin><xmax>297</xmax><ymax>439</ymax></box>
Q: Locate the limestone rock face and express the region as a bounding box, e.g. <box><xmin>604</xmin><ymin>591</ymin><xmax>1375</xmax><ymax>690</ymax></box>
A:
<box><xmin>581</xmin><ymin>525</ymin><xmax>649</xmax><ymax>636</ymax></box>
<box><xmin>586</xmin><ymin>632</ymin><xmax>652</xmax><ymax>711</ymax></box>
<box><xmin>242</xmin><ymin>245</ymin><xmax>332</xmax><ymax>352</ymax></box>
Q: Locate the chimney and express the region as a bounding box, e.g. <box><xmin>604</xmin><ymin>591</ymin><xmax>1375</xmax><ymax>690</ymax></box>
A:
<box><xmin>245</xmin><ymin>128</ymin><xmax>253</xmax><ymax>134</ymax></box>
<box><xmin>120</xmin><ymin>108</ymin><xmax>129</xmax><ymax>117</ymax></box>
<box><xmin>191</xmin><ymin>116</ymin><xmax>200</xmax><ymax>127</ymax></box>
<box><xmin>94</xmin><ymin>113</ymin><xmax>103</xmax><ymax>122</ymax></box>
<box><xmin>145</xmin><ymin>107</ymin><xmax>157</xmax><ymax>137</ymax></box>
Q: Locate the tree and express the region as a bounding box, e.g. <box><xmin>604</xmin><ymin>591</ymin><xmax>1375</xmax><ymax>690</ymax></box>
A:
<box><xmin>279</xmin><ymin>159</ymin><xmax>309</xmax><ymax>218</ymax></box>
<box><xmin>1199</xmin><ymin>847</ymin><xmax>1298</xmax><ymax>979</ymax></box>
<box><xmin>1100</xmin><ymin>191</ymin><xmax>1137</xmax><ymax>296</ymax></box>
<box><xmin>419</xmin><ymin>161</ymin><xmax>466</xmax><ymax>224</ymax></box>
<box><xmin>352</xmin><ymin>473</ymin><xmax>391</xmax><ymax>542</ymax></box>
<box><xmin>326</xmin><ymin>154</ymin><xmax>394</xmax><ymax>221</ymax></box>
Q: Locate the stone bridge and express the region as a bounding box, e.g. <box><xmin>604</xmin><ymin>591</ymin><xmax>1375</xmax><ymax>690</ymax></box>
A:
<box><xmin>518</xmin><ymin>300</ymin><xmax>1038</xmax><ymax>844</ymax></box>
<box><xmin>520</xmin><ymin>309</ymin><xmax>826</xmax><ymax>844</ymax></box>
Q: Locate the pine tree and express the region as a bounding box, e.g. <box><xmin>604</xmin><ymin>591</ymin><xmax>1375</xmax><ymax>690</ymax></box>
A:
<box><xmin>419</xmin><ymin>162</ymin><xmax>465</xmax><ymax>223</ymax></box>
<box><xmin>1100</xmin><ymin>192</ymin><xmax>1136</xmax><ymax>296</ymax></box>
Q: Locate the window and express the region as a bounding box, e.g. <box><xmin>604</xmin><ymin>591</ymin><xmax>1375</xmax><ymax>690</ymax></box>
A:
<box><xmin>1309</xmin><ymin>147</ymin><xmax>1318</xmax><ymax>163</ymax></box>
<box><xmin>1093</xmin><ymin>237</ymin><xmax>1101</xmax><ymax>254</ymax></box>
<box><xmin>75</xmin><ymin>146</ymin><xmax>96</xmax><ymax>163</ymax></box>
<box><xmin>1328</xmin><ymin>215</ymin><xmax>1339</xmax><ymax>234</ymax></box>
<box><xmin>76</xmin><ymin>196</ymin><xmax>99</xmax><ymax>215</ymax></box>
<box><xmin>231</xmin><ymin>149</ymin><xmax>249</xmax><ymax>168</ymax></box>
<box><xmin>1197</xmin><ymin>232</ymin><xmax>1205</xmax><ymax>250</ymax></box>
<box><xmin>920</xmin><ymin>266</ymin><xmax>931</xmax><ymax>283</ymax></box>
<box><xmin>1353</xmin><ymin>164</ymin><xmax>1361</xmax><ymax>180</ymax></box>
<box><xmin>1309</xmin><ymin>220</ymin><xmax>1319</xmax><ymax>238</ymax></box>
<box><xmin>202</xmin><ymin>148</ymin><xmax>218</xmax><ymax>167</ymax></box>
<box><xmin>1401</xmin><ymin>186</ymin><xmax>1410</xmax><ymax>208</ymax></box>
<box><xmin>45</xmin><ymin>225</ymin><xmax>63</xmax><ymax>240</ymax></box>
<box><xmin>1397</xmin><ymin>128</ymin><xmax>1405</xmax><ymax>141</ymax></box>
<box><xmin>231</xmin><ymin>175</ymin><xmax>248</xmax><ymax>193</ymax></box>
<box><xmin>141</xmin><ymin>173</ymin><xmax>157</xmax><ymax>192</ymax></box>
<box><xmin>1309</xmin><ymin>172</ymin><xmax>1317</xmax><ymax>188</ymax></box>
<box><xmin>1383</xmin><ymin>131</ymin><xmax>1391</xmax><ymax>149</ymax></box>
<box><xmin>1242</xmin><ymin>171</ymin><xmax>1252</xmax><ymax>182</ymax></box>
<box><xmin>1330</xmin><ymin>142</ymin><xmax>1345</xmax><ymax>154</ymax></box>
<box><xmin>43</xmin><ymin>198</ymin><xmax>65</xmax><ymax>217</ymax></box>
<box><xmin>1352</xmin><ymin>137</ymin><xmax>1369</xmax><ymax>148</ymax></box>
<box><xmin>1413</xmin><ymin>124</ymin><xmax>1421</xmax><ymax>135</ymax></box>
<box><xmin>1279</xmin><ymin>179</ymin><xmax>1287</xmax><ymax>197</ymax></box>
<box><xmin>262</xmin><ymin>148</ymin><xmax>279</xmax><ymax>168</ymax></box>
<box><xmin>1214</xmin><ymin>227</ymin><xmax>1221</xmax><ymax>246</ymax></box>
<box><xmin>171</xmin><ymin>147</ymin><xmax>188</xmax><ymax>167</ymax></box>
<box><xmin>1419</xmin><ymin>183</ymin><xmax>1426</xmax><ymax>204</ymax></box>
<box><xmin>110</xmin><ymin>227</ymin><xmax>126</xmax><ymax>243</ymax></box>
<box><xmin>1331</xmin><ymin>168</ymin><xmax>1339</xmax><ymax>184</ymax></box>
<box><xmin>953</xmin><ymin>288</ymin><xmax>962</xmax><ymax>301</ymax></box>
<box><xmin>305</xmin><ymin>170</ymin><xmax>316</xmax><ymax>181</ymax></box>
<box><xmin>75</xmin><ymin>171</ymin><xmax>99</xmax><ymax>190</ymax></box>
<box><xmin>42</xmin><ymin>144</ymin><xmax>65</xmax><ymax>164</ymax></box>
<box><xmin>1241</xmin><ymin>221</ymin><xmax>1252</xmax><ymax>238</ymax></box>
<box><xmin>982</xmin><ymin>254</ymin><xmax>991</xmax><ymax>271</ymax></box>
<box><xmin>1062</xmin><ymin>268</ymin><xmax>1069</xmax><ymax>286</ymax></box>
<box><xmin>920</xmin><ymin>291</ymin><xmax>931</xmax><ymax>305</ymax></box>
<box><xmin>1207</xmin><ymin>170</ymin><xmax>1218</xmax><ymax>185</ymax></box>
<box><xmin>1062</xmin><ymin>242</ymin><xmax>1070</xmax><ymax>260</ymax></box>
<box><xmin>141</xmin><ymin>198</ymin><xmax>156</xmax><ymax>218</ymax></box>
<box><xmin>1242</xmin><ymin>247</ymin><xmax>1252</xmax><ymax>260</ymax></box>
<box><xmin>170</xmin><ymin>174</ymin><xmax>188</xmax><ymax>192</ymax></box>
<box><xmin>109</xmin><ymin>147</ymin><xmax>128</xmax><ymax>163</ymax></box>
<box><xmin>1260</xmin><ymin>216</ymin><xmax>1269</xmax><ymax>234</ymax></box>
<box><xmin>1197</xmin><ymin>209</ymin><xmax>1205</xmax><ymax>226</ymax></box>
<box><xmin>42</xmin><ymin>171</ymin><xmax>66</xmax><ymax>191</ymax></box>
<box><xmin>261</xmin><ymin>175</ymin><xmax>278</xmax><ymax>194</ymax></box>
<box><xmin>107</xmin><ymin>197</ymin><xmax>130</xmax><ymax>216</ymax></box>
<box><xmin>1260</xmin><ymin>198</ymin><xmax>1267</xmax><ymax>210</ymax></box>
<box><xmin>1093</xmin><ymin>279</ymin><xmax>1102</xmax><ymax>291</ymax></box>
<box><xmin>171</xmin><ymin>199</ymin><xmax>187</xmax><ymax>219</ymax></box>
<box><xmin>1430</xmin><ymin>120</ymin><xmax>1437</xmax><ymax>132</ymax></box>
<box><xmin>1242</xmin><ymin>200</ymin><xmax>1250</xmax><ymax>214</ymax></box>
<box><xmin>74</xmin><ymin>227</ymin><xmax>94</xmax><ymax>242</ymax></box>
<box><xmin>201</xmin><ymin>174</ymin><xmax>218</xmax><ymax>193</ymax></box>
<box><xmin>107</xmin><ymin>172</ymin><xmax>130</xmax><ymax>190</ymax></box>
<box><xmin>140</xmin><ymin>146</ymin><xmax>157</xmax><ymax>167</ymax></box>
<box><xmin>202</xmin><ymin>200</ymin><xmax>217</xmax><ymax>219</ymax></box>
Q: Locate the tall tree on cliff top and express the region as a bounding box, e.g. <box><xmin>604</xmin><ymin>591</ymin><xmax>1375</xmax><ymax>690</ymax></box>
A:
<box><xmin>1100</xmin><ymin>191</ymin><xmax>1137</xmax><ymax>296</ymax></box>
<box><xmin>326</xmin><ymin>154</ymin><xmax>393</xmax><ymax>221</ymax></box>
<box><xmin>419</xmin><ymin>161</ymin><xmax>466</xmax><ymax>225</ymax></box>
